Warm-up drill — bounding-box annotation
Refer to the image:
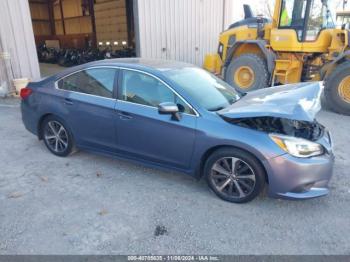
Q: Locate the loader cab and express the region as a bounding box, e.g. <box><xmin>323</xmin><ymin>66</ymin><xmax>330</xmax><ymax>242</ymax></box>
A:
<box><xmin>336</xmin><ymin>11</ymin><xmax>350</xmax><ymax>29</ymax></box>
<box><xmin>270</xmin><ymin>0</ymin><xmax>334</xmax><ymax>52</ymax></box>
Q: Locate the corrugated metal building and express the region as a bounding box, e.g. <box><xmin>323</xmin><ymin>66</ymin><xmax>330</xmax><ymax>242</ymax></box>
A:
<box><xmin>0</xmin><ymin>0</ymin><xmax>40</xmax><ymax>95</ymax></box>
<box><xmin>134</xmin><ymin>0</ymin><xmax>236</xmax><ymax>65</ymax></box>
<box><xmin>0</xmin><ymin>0</ymin><xmax>249</xmax><ymax>95</ymax></box>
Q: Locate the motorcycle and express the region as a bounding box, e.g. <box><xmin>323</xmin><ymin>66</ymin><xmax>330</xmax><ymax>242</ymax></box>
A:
<box><xmin>37</xmin><ymin>44</ymin><xmax>59</xmax><ymax>64</ymax></box>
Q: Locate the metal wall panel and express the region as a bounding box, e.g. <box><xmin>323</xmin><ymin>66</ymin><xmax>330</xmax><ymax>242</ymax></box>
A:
<box><xmin>224</xmin><ymin>0</ymin><xmax>264</xmax><ymax>28</ymax></box>
<box><xmin>0</xmin><ymin>0</ymin><xmax>40</xmax><ymax>94</ymax></box>
<box><xmin>94</xmin><ymin>0</ymin><xmax>128</xmax><ymax>48</ymax></box>
<box><xmin>135</xmin><ymin>0</ymin><xmax>234</xmax><ymax>66</ymax></box>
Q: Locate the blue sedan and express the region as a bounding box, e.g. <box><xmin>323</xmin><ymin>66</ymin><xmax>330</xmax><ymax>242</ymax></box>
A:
<box><xmin>21</xmin><ymin>58</ymin><xmax>334</xmax><ymax>203</ymax></box>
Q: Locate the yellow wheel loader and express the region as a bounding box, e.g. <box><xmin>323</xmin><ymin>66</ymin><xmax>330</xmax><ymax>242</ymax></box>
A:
<box><xmin>204</xmin><ymin>0</ymin><xmax>350</xmax><ymax>115</ymax></box>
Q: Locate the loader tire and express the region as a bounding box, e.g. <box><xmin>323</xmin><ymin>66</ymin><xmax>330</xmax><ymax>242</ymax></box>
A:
<box><xmin>225</xmin><ymin>54</ymin><xmax>269</xmax><ymax>93</ymax></box>
<box><xmin>324</xmin><ymin>62</ymin><xmax>350</xmax><ymax>116</ymax></box>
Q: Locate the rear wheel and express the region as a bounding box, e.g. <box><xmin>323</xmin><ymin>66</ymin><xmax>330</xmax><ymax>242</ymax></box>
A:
<box><xmin>225</xmin><ymin>54</ymin><xmax>269</xmax><ymax>92</ymax></box>
<box><xmin>205</xmin><ymin>148</ymin><xmax>266</xmax><ymax>203</ymax></box>
<box><xmin>324</xmin><ymin>62</ymin><xmax>350</xmax><ymax>116</ymax></box>
<box><xmin>42</xmin><ymin>116</ymin><xmax>74</xmax><ymax>157</ymax></box>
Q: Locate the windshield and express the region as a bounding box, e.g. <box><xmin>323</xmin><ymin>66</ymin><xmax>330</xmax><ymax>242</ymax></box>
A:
<box><xmin>164</xmin><ymin>67</ymin><xmax>241</xmax><ymax>111</ymax></box>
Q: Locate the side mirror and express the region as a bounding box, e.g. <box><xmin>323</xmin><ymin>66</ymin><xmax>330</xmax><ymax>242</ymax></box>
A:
<box><xmin>158</xmin><ymin>102</ymin><xmax>181</xmax><ymax>121</ymax></box>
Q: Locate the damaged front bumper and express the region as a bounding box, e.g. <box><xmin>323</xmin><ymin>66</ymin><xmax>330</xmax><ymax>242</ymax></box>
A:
<box><xmin>264</xmin><ymin>152</ymin><xmax>334</xmax><ymax>199</ymax></box>
<box><xmin>263</xmin><ymin>131</ymin><xmax>334</xmax><ymax>200</ymax></box>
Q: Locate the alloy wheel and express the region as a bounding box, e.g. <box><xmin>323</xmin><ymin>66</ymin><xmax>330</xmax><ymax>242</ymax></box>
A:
<box><xmin>44</xmin><ymin>121</ymin><xmax>69</xmax><ymax>153</ymax></box>
<box><xmin>209</xmin><ymin>157</ymin><xmax>256</xmax><ymax>199</ymax></box>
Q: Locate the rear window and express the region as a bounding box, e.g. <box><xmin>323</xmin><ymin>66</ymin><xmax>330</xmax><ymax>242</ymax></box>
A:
<box><xmin>57</xmin><ymin>68</ymin><xmax>117</xmax><ymax>98</ymax></box>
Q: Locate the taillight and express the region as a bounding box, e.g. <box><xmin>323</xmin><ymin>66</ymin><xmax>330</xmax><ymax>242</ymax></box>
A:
<box><xmin>20</xmin><ymin>87</ymin><xmax>33</xmax><ymax>99</ymax></box>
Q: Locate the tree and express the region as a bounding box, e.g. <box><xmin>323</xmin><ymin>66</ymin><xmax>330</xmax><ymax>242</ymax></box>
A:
<box><xmin>256</xmin><ymin>0</ymin><xmax>274</xmax><ymax>18</ymax></box>
<box><xmin>257</xmin><ymin>0</ymin><xmax>346</xmax><ymax>20</ymax></box>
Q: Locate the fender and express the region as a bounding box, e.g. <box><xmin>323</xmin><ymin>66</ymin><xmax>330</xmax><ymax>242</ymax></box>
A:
<box><xmin>193</xmin><ymin>141</ymin><xmax>275</xmax><ymax>180</ymax></box>
<box><xmin>321</xmin><ymin>50</ymin><xmax>350</xmax><ymax>79</ymax></box>
<box><xmin>224</xmin><ymin>40</ymin><xmax>276</xmax><ymax>75</ymax></box>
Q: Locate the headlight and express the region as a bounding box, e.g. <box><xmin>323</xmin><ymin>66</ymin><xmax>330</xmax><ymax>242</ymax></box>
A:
<box><xmin>269</xmin><ymin>134</ymin><xmax>324</xmax><ymax>158</ymax></box>
<box><xmin>217</xmin><ymin>43</ymin><xmax>224</xmax><ymax>59</ymax></box>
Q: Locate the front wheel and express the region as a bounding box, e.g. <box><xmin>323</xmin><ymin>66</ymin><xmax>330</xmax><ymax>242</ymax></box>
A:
<box><xmin>324</xmin><ymin>62</ymin><xmax>350</xmax><ymax>116</ymax></box>
<box><xmin>204</xmin><ymin>148</ymin><xmax>266</xmax><ymax>203</ymax></box>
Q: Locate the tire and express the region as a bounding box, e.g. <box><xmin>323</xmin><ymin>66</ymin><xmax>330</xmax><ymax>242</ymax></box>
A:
<box><xmin>204</xmin><ymin>147</ymin><xmax>266</xmax><ymax>203</ymax></box>
<box><xmin>225</xmin><ymin>54</ymin><xmax>269</xmax><ymax>93</ymax></box>
<box><xmin>324</xmin><ymin>62</ymin><xmax>350</xmax><ymax>116</ymax></box>
<box><xmin>41</xmin><ymin>115</ymin><xmax>74</xmax><ymax>157</ymax></box>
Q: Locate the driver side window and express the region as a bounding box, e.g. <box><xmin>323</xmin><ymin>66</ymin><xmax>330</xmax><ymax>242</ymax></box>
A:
<box><xmin>120</xmin><ymin>70</ymin><xmax>195</xmax><ymax>115</ymax></box>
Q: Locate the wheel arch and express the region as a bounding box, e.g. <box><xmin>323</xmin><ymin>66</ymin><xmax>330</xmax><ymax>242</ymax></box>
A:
<box><xmin>321</xmin><ymin>50</ymin><xmax>350</xmax><ymax>80</ymax></box>
<box><xmin>37</xmin><ymin>113</ymin><xmax>54</xmax><ymax>140</ymax></box>
<box><xmin>37</xmin><ymin>113</ymin><xmax>74</xmax><ymax>141</ymax></box>
<box><xmin>196</xmin><ymin>144</ymin><xmax>269</xmax><ymax>184</ymax></box>
<box><xmin>323</xmin><ymin>59</ymin><xmax>350</xmax><ymax>115</ymax></box>
<box><xmin>224</xmin><ymin>40</ymin><xmax>276</xmax><ymax>75</ymax></box>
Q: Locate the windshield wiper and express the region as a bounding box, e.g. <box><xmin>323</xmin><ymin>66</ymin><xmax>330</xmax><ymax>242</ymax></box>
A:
<box><xmin>209</xmin><ymin>93</ymin><xmax>245</xmax><ymax>111</ymax></box>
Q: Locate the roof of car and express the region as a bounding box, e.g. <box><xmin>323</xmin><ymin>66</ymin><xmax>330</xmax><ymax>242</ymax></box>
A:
<box><xmin>86</xmin><ymin>58</ymin><xmax>196</xmax><ymax>72</ymax></box>
<box><xmin>52</xmin><ymin>58</ymin><xmax>196</xmax><ymax>81</ymax></box>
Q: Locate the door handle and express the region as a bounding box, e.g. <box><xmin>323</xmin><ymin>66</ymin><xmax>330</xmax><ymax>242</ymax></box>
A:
<box><xmin>63</xmin><ymin>98</ymin><xmax>74</xmax><ymax>105</ymax></box>
<box><xmin>118</xmin><ymin>111</ymin><xmax>133</xmax><ymax>120</ymax></box>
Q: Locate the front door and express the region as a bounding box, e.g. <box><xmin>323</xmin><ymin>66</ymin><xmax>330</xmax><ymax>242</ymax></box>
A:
<box><xmin>114</xmin><ymin>69</ymin><xmax>197</xmax><ymax>169</ymax></box>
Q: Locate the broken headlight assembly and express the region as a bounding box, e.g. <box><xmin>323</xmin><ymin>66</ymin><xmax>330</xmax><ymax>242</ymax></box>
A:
<box><xmin>269</xmin><ymin>134</ymin><xmax>324</xmax><ymax>158</ymax></box>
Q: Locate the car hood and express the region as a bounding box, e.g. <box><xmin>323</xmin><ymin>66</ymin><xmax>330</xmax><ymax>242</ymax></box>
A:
<box><xmin>218</xmin><ymin>82</ymin><xmax>323</xmax><ymax>122</ymax></box>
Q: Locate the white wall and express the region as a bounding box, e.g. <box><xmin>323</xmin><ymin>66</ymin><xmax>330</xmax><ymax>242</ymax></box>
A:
<box><xmin>224</xmin><ymin>0</ymin><xmax>247</xmax><ymax>28</ymax></box>
<box><xmin>0</xmin><ymin>0</ymin><xmax>40</xmax><ymax>94</ymax></box>
<box><xmin>134</xmin><ymin>0</ymin><xmax>273</xmax><ymax>66</ymax></box>
<box><xmin>224</xmin><ymin>0</ymin><xmax>275</xmax><ymax>28</ymax></box>
<box><xmin>134</xmin><ymin>0</ymin><xmax>229</xmax><ymax>66</ymax></box>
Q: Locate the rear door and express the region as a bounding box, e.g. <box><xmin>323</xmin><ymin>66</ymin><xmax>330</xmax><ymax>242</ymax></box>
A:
<box><xmin>57</xmin><ymin>67</ymin><xmax>119</xmax><ymax>152</ymax></box>
<box><xmin>114</xmin><ymin>69</ymin><xmax>197</xmax><ymax>169</ymax></box>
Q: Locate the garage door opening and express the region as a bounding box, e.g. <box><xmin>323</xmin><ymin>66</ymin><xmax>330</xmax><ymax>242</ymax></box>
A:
<box><xmin>29</xmin><ymin>0</ymin><xmax>136</xmax><ymax>76</ymax></box>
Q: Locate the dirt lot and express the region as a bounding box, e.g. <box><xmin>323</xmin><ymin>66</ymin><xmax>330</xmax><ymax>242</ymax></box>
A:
<box><xmin>0</xmin><ymin>98</ymin><xmax>349</xmax><ymax>255</ymax></box>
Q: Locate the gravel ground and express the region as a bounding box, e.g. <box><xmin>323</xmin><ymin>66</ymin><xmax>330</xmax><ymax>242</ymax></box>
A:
<box><xmin>0</xmin><ymin>98</ymin><xmax>349</xmax><ymax>255</ymax></box>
